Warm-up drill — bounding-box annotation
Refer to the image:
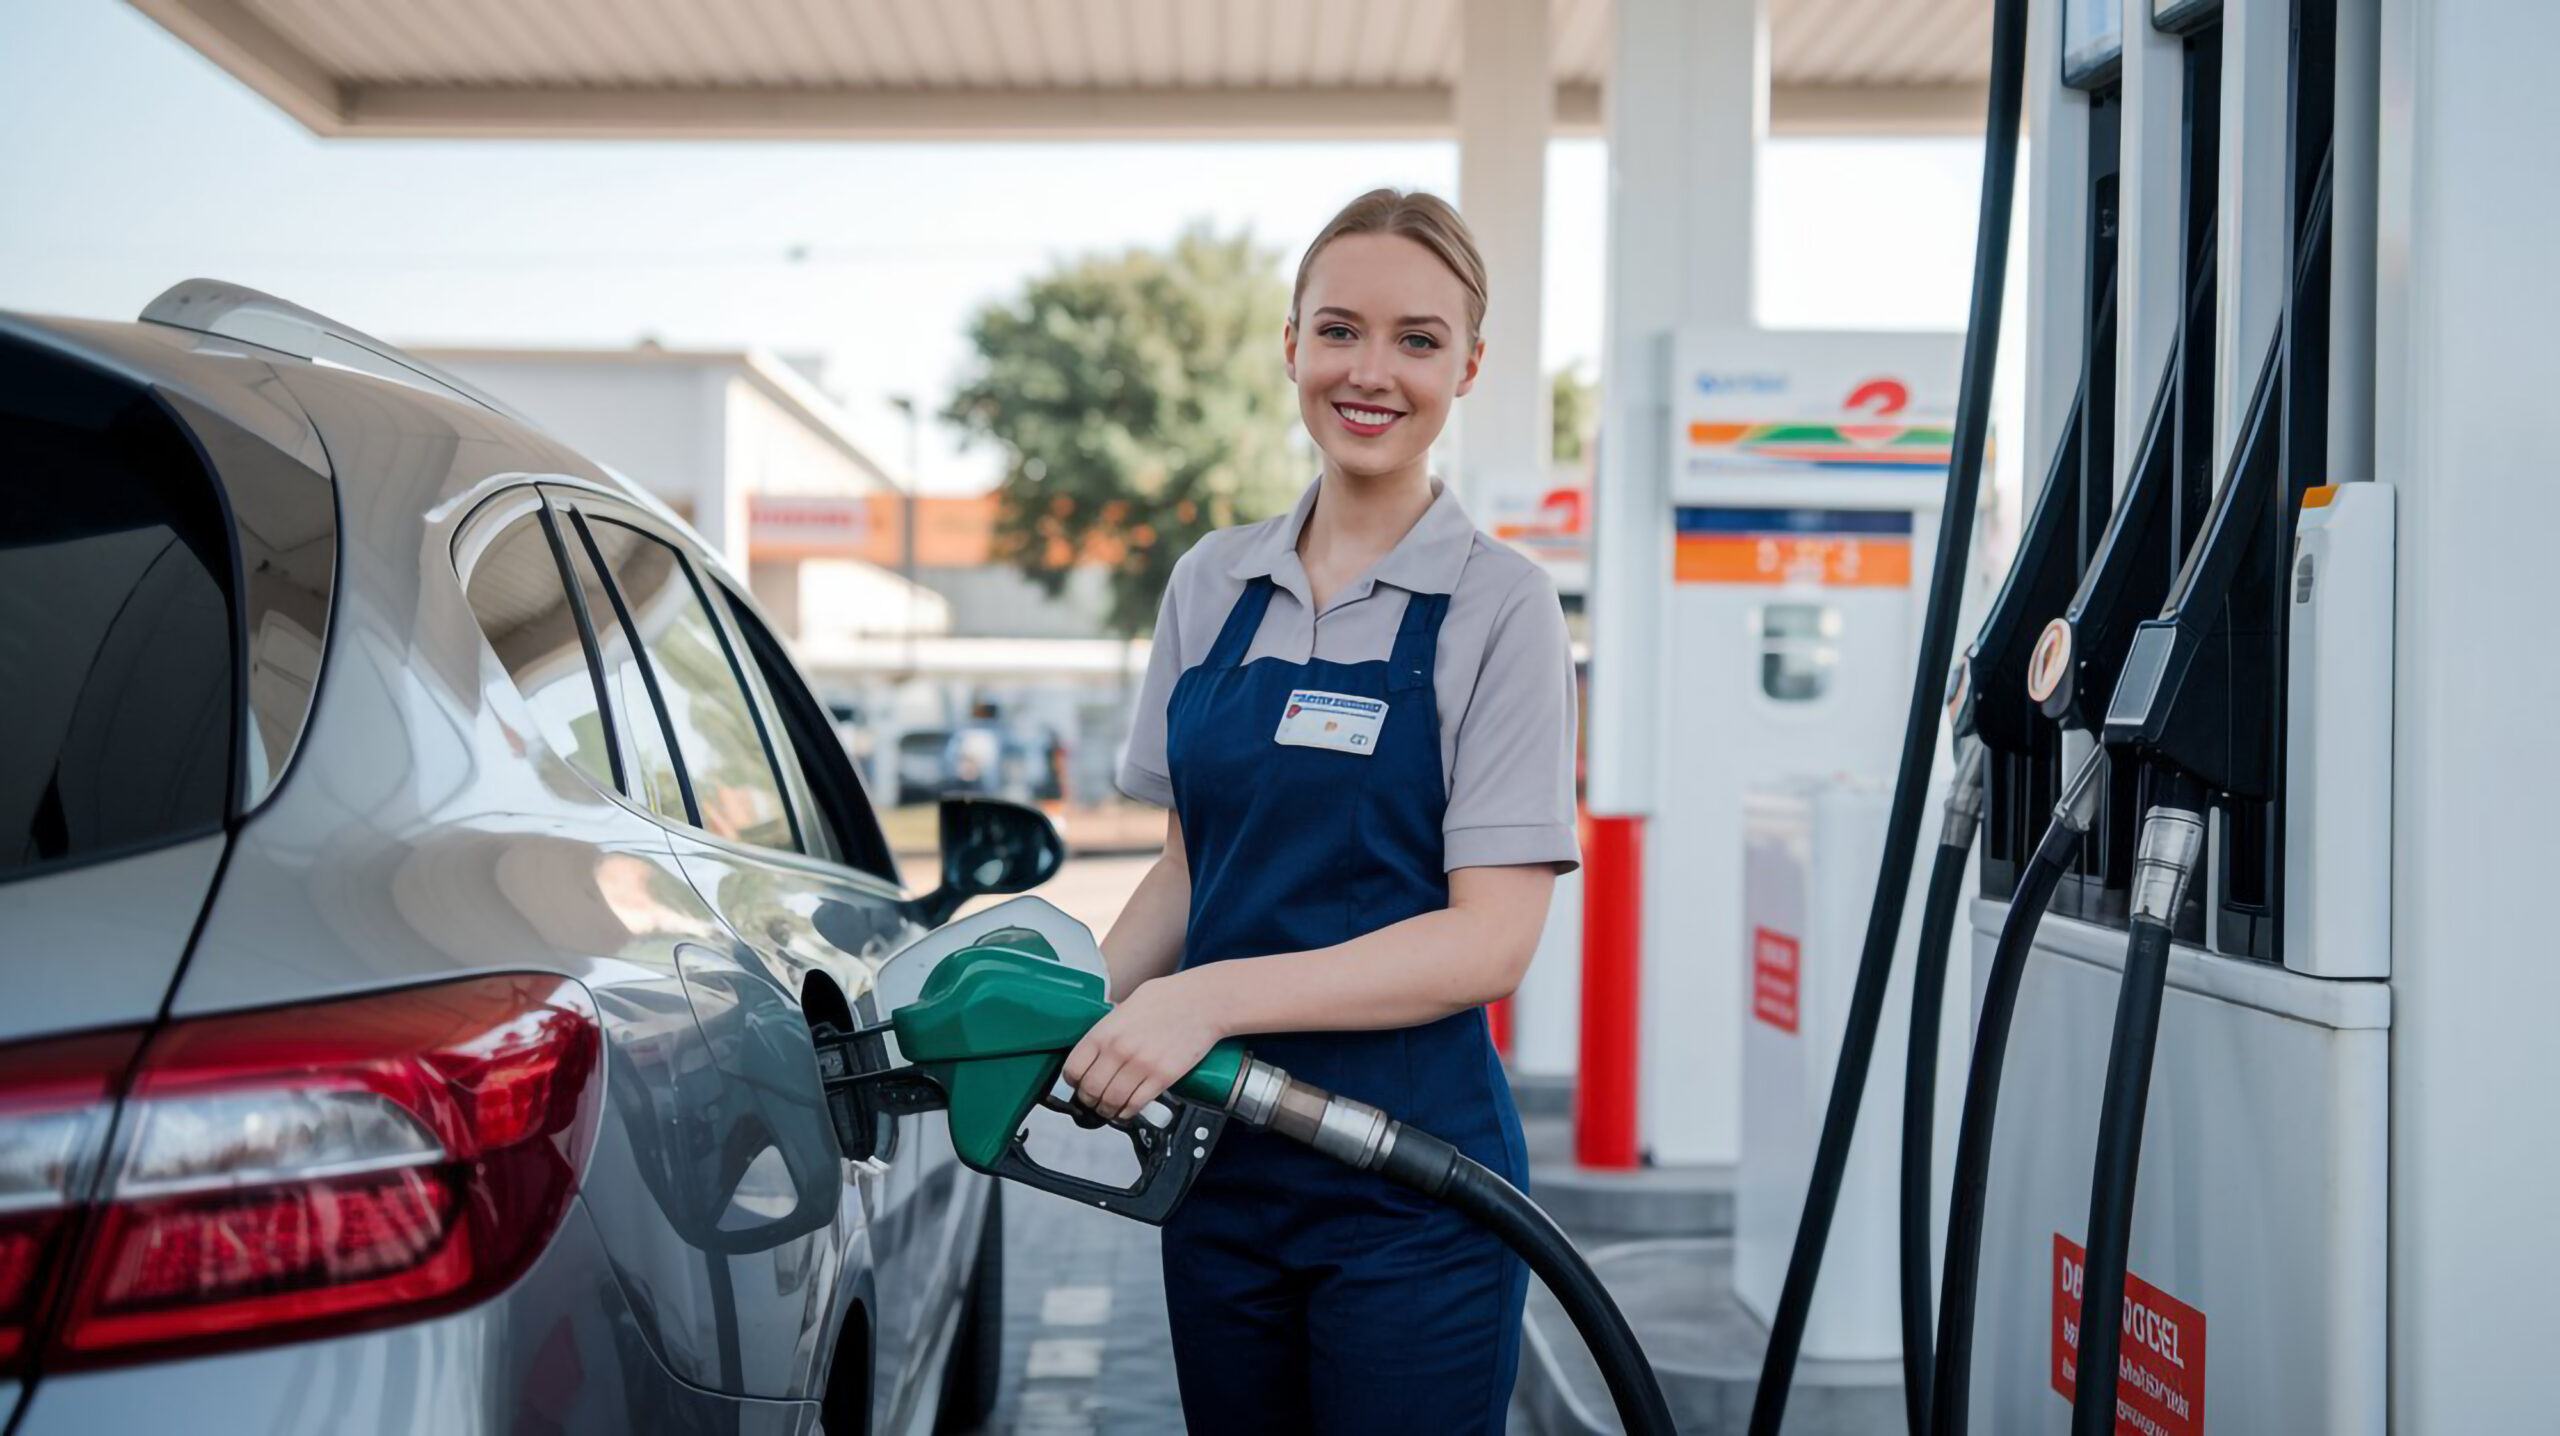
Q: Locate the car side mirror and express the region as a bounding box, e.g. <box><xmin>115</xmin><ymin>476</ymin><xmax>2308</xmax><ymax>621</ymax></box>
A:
<box><xmin>913</xmin><ymin>797</ymin><xmax>1065</xmax><ymax>927</ymax></box>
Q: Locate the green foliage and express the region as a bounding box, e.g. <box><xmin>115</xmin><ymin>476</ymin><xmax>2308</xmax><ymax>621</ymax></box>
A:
<box><xmin>944</xmin><ymin>225</ymin><xmax>1305</xmax><ymax>636</ymax></box>
<box><xmin>1551</xmin><ymin>362</ymin><xmax>1597</xmax><ymax>464</ymax></box>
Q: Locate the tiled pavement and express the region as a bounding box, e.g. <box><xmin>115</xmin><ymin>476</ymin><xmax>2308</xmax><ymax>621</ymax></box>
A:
<box><xmin>952</xmin><ymin>854</ymin><xmax>1190</xmax><ymax>1436</ymax></box>
<box><xmin>961</xmin><ymin>1120</ymin><xmax>1190</xmax><ymax>1436</ymax></box>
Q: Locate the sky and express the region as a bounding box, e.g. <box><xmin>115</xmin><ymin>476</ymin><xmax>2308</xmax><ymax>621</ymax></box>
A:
<box><xmin>0</xmin><ymin>0</ymin><xmax>2000</xmax><ymax>496</ymax></box>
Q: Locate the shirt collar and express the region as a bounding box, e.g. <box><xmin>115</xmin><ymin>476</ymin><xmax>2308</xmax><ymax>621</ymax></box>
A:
<box><xmin>1226</xmin><ymin>475</ymin><xmax>1479</xmax><ymax>601</ymax></box>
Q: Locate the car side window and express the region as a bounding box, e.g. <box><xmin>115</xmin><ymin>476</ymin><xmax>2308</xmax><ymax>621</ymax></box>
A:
<box><xmin>582</xmin><ymin>516</ymin><xmax>802</xmax><ymax>854</ymax></box>
<box><xmin>464</xmin><ymin>512</ymin><xmax>620</xmax><ymax>794</ymax></box>
<box><xmin>554</xmin><ymin>513</ymin><xmax>687</xmax><ymax>818</ymax></box>
<box><xmin>719</xmin><ymin>586</ymin><xmax>903</xmax><ymax>885</ymax></box>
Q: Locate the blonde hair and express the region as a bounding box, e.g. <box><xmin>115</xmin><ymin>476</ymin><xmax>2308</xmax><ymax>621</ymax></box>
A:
<box><xmin>1291</xmin><ymin>188</ymin><xmax>1489</xmax><ymax>342</ymax></box>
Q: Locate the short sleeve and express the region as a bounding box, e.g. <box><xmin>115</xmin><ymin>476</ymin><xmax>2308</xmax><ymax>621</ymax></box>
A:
<box><xmin>1443</xmin><ymin>566</ymin><xmax>1581</xmax><ymax>873</ymax></box>
<box><xmin>1114</xmin><ymin>560</ymin><xmax>1187</xmax><ymax>808</ymax></box>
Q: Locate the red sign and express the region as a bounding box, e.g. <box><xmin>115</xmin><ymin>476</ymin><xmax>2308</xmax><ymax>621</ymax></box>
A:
<box><xmin>748</xmin><ymin>494</ymin><xmax>872</xmax><ymax>554</ymax></box>
<box><xmin>1751</xmin><ymin>927</ymin><xmax>1800</xmax><ymax>1033</ymax></box>
<box><xmin>2052</xmin><ymin>1234</ymin><xmax>2207</xmax><ymax>1436</ymax></box>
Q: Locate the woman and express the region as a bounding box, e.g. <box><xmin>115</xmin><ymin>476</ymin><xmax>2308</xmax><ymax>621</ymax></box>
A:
<box><xmin>1065</xmin><ymin>188</ymin><xmax>1580</xmax><ymax>1433</ymax></box>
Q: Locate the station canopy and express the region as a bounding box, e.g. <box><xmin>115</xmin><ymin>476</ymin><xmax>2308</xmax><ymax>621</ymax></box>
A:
<box><xmin>132</xmin><ymin>0</ymin><xmax>1993</xmax><ymax>140</ymax></box>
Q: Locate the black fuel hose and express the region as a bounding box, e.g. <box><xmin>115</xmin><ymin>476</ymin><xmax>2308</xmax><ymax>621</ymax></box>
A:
<box><xmin>1231</xmin><ymin>1064</ymin><xmax>1676</xmax><ymax>1436</ymax></box>
<box><xmin>1928</xmin><ymin>755</ymin><xmax>2103</xmax><ymax>1436</ymax></box>
<box><xmin>1748</xmin><ymin>0</ymin><xmax>2027</xmax><ymax>1428</ymax></box>
<box><xmin>1381</xmin><ymin>1128</ymin><xmax>1675</xmax><ymax>1436</ymax></box>
<box><xmin>1896</xmin><ymin>769</ymin><xmax>1982</xmax><ymax>1433</ymax></box>
<box><xmin>2069</xmin><ymin>786</ymin><xmax>2205</xmax><ymax>1436</ymax></box>
<box><xmin>2067</xmin><ymin>916</ymin><xmax>2175</xmax><ymax>1436</ymax></box>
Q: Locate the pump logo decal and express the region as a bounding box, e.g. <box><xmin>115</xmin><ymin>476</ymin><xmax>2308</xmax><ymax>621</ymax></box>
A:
<box><xmin>1845</xmin><ymin>378</ymin><xmax>1911</xmax><ymax>415</ymax></box>
<box><xmin>1684</xmin><ymin>376</ymin><xmax>1954</xmax><ymax>473</ymax></box>
<box><xmin>1685</xmin><ymin>418</ymin><xmax>1958</xmax><ymax>473</ymax></box>
<box><xmin>2053</xmin><ymin>1234</ymin><xmax>2207</xmax><ymax>1436</ymax></box>
<box><xmin>1751</xmin><ymin>928</ymin><xmax>1801</xmax><ymax>1033</ymax></box>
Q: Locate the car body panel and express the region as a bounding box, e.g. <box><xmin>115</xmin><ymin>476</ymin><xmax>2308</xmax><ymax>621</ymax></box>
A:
<box><xmin>0</xmin><ymin>834</ymin><xmax>224</xmax><ymax>1043</ymax></box>
<box><xmin>664</xmin><ymin>831</ymin><xmax>974</xmax><ymax>1422</ymax></box>
<box><xmin>14</xmin><ymin>1200</ymin><xmax>821</xmax><ymax>1436</ymax></box>
<box><xmin>1</xmin><ymin>313</ymin><xmax>337</xmax><ymax>1040</ymax></box>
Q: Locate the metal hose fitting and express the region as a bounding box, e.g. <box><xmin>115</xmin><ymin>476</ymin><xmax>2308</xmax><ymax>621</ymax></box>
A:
<box><xmin>1229</xmin><ymin>1061</ymin><xmax>1397</xmax><ymax>1171</ymax></box>
<box><xmin>1228</xmin><ymin>1058</ymin><xmax>1288</xmax><ymax>1129</ymax></box>
<box><xmin>1941</xmin><ymin>740</ymin><xmax>1989</xmax><ymax>849</ymax></box>
<box><xmin>2053</xmin><ymin>748</ymin><xmax>2110</xmax><ymax>833</ymax></box>
<box><xmin>2129</xmin><ymin>806</ymin><xmax>2207</xmax><ymax>925</ymax></box>
<box><xmin>1223</xmin><ymin>1059</ymin><xmax>1402</xmax><ymax>1172</ymax></box>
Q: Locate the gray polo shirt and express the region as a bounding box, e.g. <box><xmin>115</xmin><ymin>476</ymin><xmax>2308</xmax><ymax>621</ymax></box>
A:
<box><xmin>1117</xmin><ymin>477</ymin><xmax>1581</xmax><ymax>874</ymax></box>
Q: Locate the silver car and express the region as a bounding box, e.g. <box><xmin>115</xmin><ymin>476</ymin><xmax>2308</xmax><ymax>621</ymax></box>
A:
<box><xmin>0</xmin><ymin>283</ymin><xmax>1063</xmax><ymax>1434</ymax></box>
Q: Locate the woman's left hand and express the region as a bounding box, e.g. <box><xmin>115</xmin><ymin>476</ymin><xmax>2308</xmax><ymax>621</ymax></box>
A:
<box><xmin>1063</xmin><ymin>968</ymin><xmax>1230</xmax><ymax>1122</ymax></box>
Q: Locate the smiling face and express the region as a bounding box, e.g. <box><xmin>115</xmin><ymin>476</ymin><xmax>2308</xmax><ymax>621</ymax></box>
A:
<box><xmin>1285</xmin><ymin>231</ymin><xmax>1485</xmax><ymax>485</ymax></box>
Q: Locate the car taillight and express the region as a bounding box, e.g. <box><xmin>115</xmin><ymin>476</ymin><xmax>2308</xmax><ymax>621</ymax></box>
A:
<box><xmin>0</xmin><ymin>973</ymin><xmax>601</xmax><ymax>1371</ymax></box>
<box><xmin>0</xmin><ymin>1028</ymin><xmax>148</xmax><ymax>1372</ymax></box>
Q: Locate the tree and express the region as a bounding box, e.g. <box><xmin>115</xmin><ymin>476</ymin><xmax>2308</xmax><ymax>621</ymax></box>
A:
<box><xmin>1551</xmin><ymin>361</ymin><xmax>1597</xmax><ymax>465</ymax></box>
<box><xmin>944</xmin><ymin>225</ymin><xmax>1305</xmax><ymax>636</ymax></box>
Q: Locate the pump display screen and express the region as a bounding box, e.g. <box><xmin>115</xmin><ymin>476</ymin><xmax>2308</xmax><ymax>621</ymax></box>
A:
<box><xmin>2154</xmin><ymin>0</ymin><xmax>2221</xmax><ymax>33</ymax></box>
<box><xmin>2063</xmin><ymin>0</ymin><xmax>2126</xmax><ymax>88</ymax></box>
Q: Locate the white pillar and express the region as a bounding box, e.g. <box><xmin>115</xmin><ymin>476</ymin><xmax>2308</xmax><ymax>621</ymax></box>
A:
<box><xmin>704</xmin><ymin>370</ymin><xmax>751</xmax><ymax>573</ymax></box>
<box><xmin>1590</xmin><ymin>0</ymin><xmax>1760</xmax><ymax>817</ymax></box>
<box><xmin>1454</xmin><ymin>0</ymin><xmax>1550</xmax><ymax>521</ymax></box>
<box><xmin>1458</xmin><ymin>0</ymin><xmax>1577</xmax><ymax>1078</ymax></box>
<box><xmin>1593</xmin><ymin>0</ymin><xmax>1763</xmax><ymax>1159</ymax></box>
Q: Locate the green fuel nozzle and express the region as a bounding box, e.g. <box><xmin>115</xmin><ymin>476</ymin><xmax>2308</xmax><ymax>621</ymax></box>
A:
<box><xmin>816</xmin><ymin>916</ymin><xmax>1247</xmax><ymax>1224</ymax></box>
<box><xmin>813</xmin><ymin>900</ymin><xmax>1460</xmax><ymax>1225</ymax></box>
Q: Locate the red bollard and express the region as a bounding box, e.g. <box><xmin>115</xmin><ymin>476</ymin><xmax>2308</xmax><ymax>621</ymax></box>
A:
<box><xmin>1575</xmin><ymin>813</ymin><xmax>1643</xmax><ymax>1169</ymax></box>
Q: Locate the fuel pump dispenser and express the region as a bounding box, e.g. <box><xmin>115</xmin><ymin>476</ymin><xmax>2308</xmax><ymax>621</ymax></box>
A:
<box><xmin>1922</xmin><ymin>5</ymin><xmax>2244</xmax><ymax>1428</ymax></box>
<box><xmin>1750</xmin><ymin>0</ymin><xmax>2224</xmax><ymax>1423</ymax></box>
<box><xmin>1755</xmin><ymin>2</ymin><xmax>2345</xmax><ymax>1432</ymax></box>
<box><xmin>1933</xmin><ymin>0</ymin><xmax>2392</xmax><ymax>1431</ymax></box>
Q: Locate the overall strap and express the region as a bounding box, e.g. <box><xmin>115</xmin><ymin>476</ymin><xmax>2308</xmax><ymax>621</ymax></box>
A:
<box><xmin>1388</xmin><ymin>590</ymin><xmax>1453</xmax><ymax>694</ymax></box>
<box><xmin>1204</xmin><ymin>576</ymin><xmax>1277</xmax><ymax>671</ymax></box>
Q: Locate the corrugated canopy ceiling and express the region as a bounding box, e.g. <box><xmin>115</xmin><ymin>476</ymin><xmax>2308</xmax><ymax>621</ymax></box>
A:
<box><xmin>132</xmin><ymin>0</ymin><xmax>1994</xmax><ymax>139</ymax></box>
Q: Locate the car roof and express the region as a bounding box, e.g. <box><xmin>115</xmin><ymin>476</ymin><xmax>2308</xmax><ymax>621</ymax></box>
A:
<box><xmin>3</xmin><ymin>283</ymin><xmax>719</xmax><ymax>583</ymax></box>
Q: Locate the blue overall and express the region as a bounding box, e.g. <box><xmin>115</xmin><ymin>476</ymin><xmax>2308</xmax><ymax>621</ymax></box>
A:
<box><xmin>1160</xmin><ymin>574</ymin><xmax>1531</xmax><ymax>1434</ymax></box>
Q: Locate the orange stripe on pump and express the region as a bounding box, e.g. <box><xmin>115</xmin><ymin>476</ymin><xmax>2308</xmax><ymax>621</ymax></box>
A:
<box><xmin>1674</xmin><ymin>534</ymin><xmax>1913</xmax><ymax>587</ymax></box>
<box><xmin>2302</xmin><ymin>484</ymin><xmax>2340</xmax><ymax>509</ymax></box>
<box><xmin>1689</xmin><ymin>421</ymin><xmax>1753</xmax><ymax>447</ymax></box>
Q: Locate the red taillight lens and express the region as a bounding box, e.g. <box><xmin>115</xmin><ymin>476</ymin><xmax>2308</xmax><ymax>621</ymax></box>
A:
<box><xmin>0</xmin><ymin>1028</ymin><xmax>148</xmax><ymax>1371</ymax></box>
<box><xmin>34</xmin><ymin>973</ymin><xmax>601</xmax><ymax>1369</ymax></box>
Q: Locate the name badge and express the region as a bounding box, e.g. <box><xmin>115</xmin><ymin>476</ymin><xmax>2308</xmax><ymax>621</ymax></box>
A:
<box><xmin>1274</xmin><ymin>689</ymin><xmax>1387</xmax><ymax>756</ymax></box>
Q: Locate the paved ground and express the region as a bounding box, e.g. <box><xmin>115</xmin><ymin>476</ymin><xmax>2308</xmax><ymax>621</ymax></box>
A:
<box><xmin>956</xmin><ymin>852</ymin><xmax>1188</xmax><ymax>1436</ymax></box>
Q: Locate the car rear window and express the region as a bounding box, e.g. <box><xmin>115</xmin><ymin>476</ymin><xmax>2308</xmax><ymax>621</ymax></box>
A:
<box><xmin>0</xmin><ymin>334</ymin><xmax>236</xmax><ymax>875</ymax></box>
